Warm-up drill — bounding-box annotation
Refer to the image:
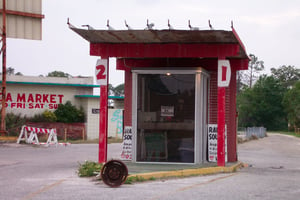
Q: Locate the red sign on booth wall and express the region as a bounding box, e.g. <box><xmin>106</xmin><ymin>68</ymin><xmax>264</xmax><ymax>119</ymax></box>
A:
<box><xmin>95</xmin><ymin>59</ymin><xmax>108</xmax><ymax>85</ymax></box>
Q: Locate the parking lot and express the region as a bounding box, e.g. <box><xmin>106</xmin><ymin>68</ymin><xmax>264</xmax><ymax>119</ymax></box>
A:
<box><xmin>1</xmin><ymin>134</ymin><xmax>300</xmax><ymax>200</ymax></box>
<box><xmin>0</xmin><ymin>143</ymin><xmax>122</xmax><ymax>200</ymax></box>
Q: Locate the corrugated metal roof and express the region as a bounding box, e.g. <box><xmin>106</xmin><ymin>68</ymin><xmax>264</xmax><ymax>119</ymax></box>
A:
<box><xmin>71</xmin><ymin>28</ymin><xmax>240</xmax><ymax>44</ymax></box>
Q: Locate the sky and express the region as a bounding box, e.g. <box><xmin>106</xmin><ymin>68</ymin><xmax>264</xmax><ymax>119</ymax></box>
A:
<box><xmin>3</xmin><ymin>0</ymin><xmax>300</xmax><ymax>87</ymax></box>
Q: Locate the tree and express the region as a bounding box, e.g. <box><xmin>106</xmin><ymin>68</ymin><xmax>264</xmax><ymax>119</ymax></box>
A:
<box><xmin>47</xmin><ymin>71</ymin><xmax>71</xmax><ymax>77</ymax></box>
<box><xmin>15</xmin><ymin>72</ymin><xmax>23</xmax><ymax>76</ymax></box>
<box><xmin>282</xmin><ymin>81</ymin><xmax>300</xmax><ymax>129</ymax></box>
<box><xmin>237</xmin><ymin>75</ymin><xmax>287</xmax><ymax>130</ymax></box>
<box><xmin>7</xmin><ymin>67</ymin><xmax>15</xmax><ymax>75</ymax></box>
<box><xmin>3</xmin><ymin>67</ymin><xmax>23</xmax><ymax>76</ymax></box>
<box><xmin>108</xmin><ymin>84</ymin><xmax>115</xmax><ymax>96</ymax></box>
<box><xmin>271</xmin><ymin>65</ymin><xmax>300</xmax><ymax>89</ymax></box>
<box><xmin>238</xmin><ymin>54</ymin><xmax>264</xmax><ymax>89</ymax></box>
<box><xmin>54</xmin><ymin>101</ymin><xmax>85</xmax><ymax>123</ymax></box>
<box><xmin>113</xmin><ymin>83</ymin><xmax>124</xmax><ymax>96</ymax></box>
<box><xmin>108</xmin><ymin>83</ymin><xmax>125</xmax><ymax>96</ymax></box>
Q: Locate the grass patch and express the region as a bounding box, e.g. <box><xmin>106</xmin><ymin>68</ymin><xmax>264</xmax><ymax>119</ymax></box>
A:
<box><xmin>0</xmin><ymin>136</ymin><xmax>18</xmax><ymax>142</ymax></box>
<box><xmin>78</xmin><ymin>161</ymin><xmax>103</xmax><ymax>177</ymax></box>
<box><xmin>108</xmin><ymin>137</ymin><xmax>123</xmax><ymax>144</ymax></box>
<box><xmin>68</xmin><ymin>139</ymin><xmax>98</xmax><ymax>144</ymax></box>
<box><xmin>63</xmin><ymin>137</ymin><xmax>123</xmax><ymax>144</ymax></box>
<box><xmin>125</xmin><ymin>176</ymin><xmax>147</xmax><ymax>184</ymax></box>
<box><xmin>269</xmin><ymin>131</ymin><xmax>300</xmax><ymax>138</ymax></box>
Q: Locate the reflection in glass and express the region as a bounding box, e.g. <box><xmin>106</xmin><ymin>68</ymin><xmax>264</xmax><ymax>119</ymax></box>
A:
<box><xmin>137</xmin><ymin>74</ymin><xmax>195</xmax><ymax>163</ymax></box>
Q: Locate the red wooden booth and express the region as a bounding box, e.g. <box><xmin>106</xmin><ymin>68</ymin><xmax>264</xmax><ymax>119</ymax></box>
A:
<box><xmin>70</xmin><ymin>23</ymin><xmax>249</xmax><ymax>166</ymax></box>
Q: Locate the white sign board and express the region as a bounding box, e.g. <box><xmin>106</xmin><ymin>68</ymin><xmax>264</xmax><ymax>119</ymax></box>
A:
<box><xmin>218</xmin><ymin>60</ymin><xmax>231</xmax><ymax>87</ymax></box>
<box><xmin>120</xmin><ymin>126</ymin><xmax>132</xmax><ymax>160</ymax></box>
<box><xmin>0</xmin><ymin>0</ymin><xmax>44</xmax><ymax>40</ymax></box>
<box><xmin>161</xmin><ymin>106</ymin><xmax>174</xmax><ymax>117</ymax></box>
<box><xmin>208</xmin><ymin>124</ymin><xmax>228</xmax><ymax>162</ymax></box>
<box><xmin>95</xmin><ymin>59</ymin><xmax>108</xmax><ymax>85</ymax></box>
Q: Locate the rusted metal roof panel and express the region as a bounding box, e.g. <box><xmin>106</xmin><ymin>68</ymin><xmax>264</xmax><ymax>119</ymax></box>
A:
<box><xmin>70</xmin><ymin>27</ymin><xmax>249</xmax><ymax>59</ymax></box>
<box><xmin>71</xmin><ymin>28</ymin><xmax>238</xmax><ymax>44</ymax></box>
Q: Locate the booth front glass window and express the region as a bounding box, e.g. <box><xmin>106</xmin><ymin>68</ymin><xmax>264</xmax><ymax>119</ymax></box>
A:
<box><xmin>137</xmin><ymin>74</ymin><xmax>195</xmax><ymax>163</ymax></box>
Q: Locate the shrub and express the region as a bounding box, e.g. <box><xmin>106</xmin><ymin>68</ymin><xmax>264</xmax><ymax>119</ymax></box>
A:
<box><xmin>29</xmin><ymin>113</ymin><xmax>44</xmax><ymax>122</ymax></box>
<box><xmin>30</xmin><ymin>110</ymin><xmax>57</xmax><ymax>122</ymax></box>
<box><xmin>42</xmin><ymin>110</ymin><xmax>57</xmax><ymax>122</ymax></box>
<box><xmin>4</xmin><ymin>113</ymin><xmax>27</xmax><ymax>136</ymax></box>
<box><xmin>54</xmin><ymin>101</ymin><xmax>85</xmax><ymax>123</ymax></box>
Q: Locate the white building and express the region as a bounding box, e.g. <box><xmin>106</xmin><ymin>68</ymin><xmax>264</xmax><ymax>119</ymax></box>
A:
<box><xmin>0</xmin><ymin>75</ymin><xmax>124</xmax><ymax>139</ymax></box>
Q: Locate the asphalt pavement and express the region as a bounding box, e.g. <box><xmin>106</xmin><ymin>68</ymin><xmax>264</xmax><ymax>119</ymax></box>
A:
<box><xmin>1</xmin><ymin>133</ymin><xmax>300</xmax><ymax>200</ymax></box>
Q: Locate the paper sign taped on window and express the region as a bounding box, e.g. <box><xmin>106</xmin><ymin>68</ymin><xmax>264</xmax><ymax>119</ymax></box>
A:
<box><xmin>161</xmin><ymin>106</ymin><xmax>174</xmax><ymax>117</ymax></box>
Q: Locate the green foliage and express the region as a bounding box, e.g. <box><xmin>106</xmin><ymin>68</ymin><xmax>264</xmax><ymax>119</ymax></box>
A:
<box><xmin>78</xmin><ymin>161</ymin><xmax>103</xmax><ymax>177</ymax></box>
<box><xmin>4</xmin><ymin>113</ymin><xmax>27</xmax><ymax>136</ymax></box>
<box><xmin>125</xmin><ymin>176</ymin><xmax>146</xmax><ymax>184</ymax></box>
<box><xmin>42</xmin><ymin>110</ymin><xmax>57</xmax><ymax>122</ymax></box>
<box><xmin>54</xmin><ymin>101</ymin><xmax>85</xmax><ymax>123</ymax></box>
<box><xmin>29</xmin><ymin>110</ymin><xmax>56</xmax><ymax>122</ymax></box>
<box><xmin>237</xmin><ymin>75</ymin><xmax>287</xmax><ymax>130</ymax></box>
<box><xmin>240</xmin><ymin>54</ymin><xmax>265</xmax><ymax>89</ymax></box>
<box><xmin>271</xmin><ymin>65</ymin><xmax>300</xmax><ymax>89</ymax></box>
<box><xmin>29</xmin><ymin>113</ymin><xmax>45</xmax><ymax>122</ymax></box>
<box><xmin>237</xmin><ymin>54</ymin><xmax>265</xmax><ymax>93</ymax></box>
<box><xmin>113</xmin><ymin>83</ymin><xmax>125</xmax><ymax>96</ymax></box>
<box><xmin>7</xmin><ymin>67</ymin><xmax>15</xmax><ymax>75</ymax></box>
<box><xmin>282</xmin><ymin>81</ymin><xmax>300</xmax><ymax>128</ymax></box>
<box><xmin>47</xmin><ymin>71</ymin><xmax>71</xmax><ymax>77</ymax></box>
<box><xmin>15</xmin><ymin>72</ymin><xmax>23</xmax><ymax>76</ymax></box>
<box><xmin>273</xmin><ymin>131</ymin><xmax>300</xmax><ymax>138</ymax></box>
<box><xmin>108</xmin><ymin>84</ymin><xmax>115</xmax><ymax>96</ymax></box>
<box><xmin>109</xmin><ymin>83</ymin><xmax>125</xmax><ymax>96</ymax></box>
<box><xmin>5</xmin><ymin>67</ymin><xmax>23</xmax><ymax>76</ymax></box>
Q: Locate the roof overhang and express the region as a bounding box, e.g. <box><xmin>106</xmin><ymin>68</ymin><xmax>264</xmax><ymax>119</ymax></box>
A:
<box><xmin>70</xmin><ymin>27</ymin><xmax>249</xmax><ymax>70</ymax></box>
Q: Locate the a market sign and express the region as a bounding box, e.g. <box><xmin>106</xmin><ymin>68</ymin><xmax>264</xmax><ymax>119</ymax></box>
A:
<box><xmin>0</xmin><ymin>92</ymin><xmax>64</xmax><ymax>109</ymax></box>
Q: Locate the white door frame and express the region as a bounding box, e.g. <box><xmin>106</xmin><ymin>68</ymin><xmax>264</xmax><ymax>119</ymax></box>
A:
<box><xmin>131</xmin><ymin>68</ymin><xmax>210</xmax><ymax>164</ymax></box>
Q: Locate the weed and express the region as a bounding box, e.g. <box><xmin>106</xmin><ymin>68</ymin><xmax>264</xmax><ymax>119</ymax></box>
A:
<box><xmin>78</xmin><ymin>161</ymin><xmax>103</xmax><ymax>177</ymax></box>
<box><xmin>124</xmin><ymin>176</ymin><xmax>146</xmax><ymax>184</ymax></box>
<box><xmin>275</xmin><ymin>131</ymin><xmax>300</xmax><ymax>138</ymax></box>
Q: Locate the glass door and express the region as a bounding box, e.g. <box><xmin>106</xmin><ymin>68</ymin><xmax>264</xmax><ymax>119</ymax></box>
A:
<box><xmin>136</xmin><ymin>73</ymin><xmax>195</xmax><ymax>163</ymax></box>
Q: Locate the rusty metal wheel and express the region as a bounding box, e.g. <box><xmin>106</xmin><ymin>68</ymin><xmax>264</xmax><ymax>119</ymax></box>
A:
<box><xmin>101</xmin><ymin>160</ymin><xmax>128</xmax><ymax>187</ymax></box>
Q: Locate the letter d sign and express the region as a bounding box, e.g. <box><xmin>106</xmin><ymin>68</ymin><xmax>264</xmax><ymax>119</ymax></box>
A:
<box><xmin>218</xmin><ymin>60</ymin><xmax>231</xmax><ymax>87</ymax></box>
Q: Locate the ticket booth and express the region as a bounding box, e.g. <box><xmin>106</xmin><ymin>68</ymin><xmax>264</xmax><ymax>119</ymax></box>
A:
<box><xmin>71</xmin><ymin>25</ymin><xmax>249</xmax><ymax>164</ymax></box>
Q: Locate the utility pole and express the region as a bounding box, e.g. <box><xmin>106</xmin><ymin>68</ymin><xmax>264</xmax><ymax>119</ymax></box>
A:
<box><xmin>0</xmin><ymin>0</ymin><xmax>7</xmax><ymax>135</ymax></box>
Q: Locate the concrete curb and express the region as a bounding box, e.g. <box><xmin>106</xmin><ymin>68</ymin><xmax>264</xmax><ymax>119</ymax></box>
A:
<box><xmin>0</xmin><ymin>137</ymin><xmax>18</xmax><ymax>143</ymax></box>
<box><xmin>128</xmin><ymin>162</ymin><xmax>244</xmax><ymax>180</ymax></box>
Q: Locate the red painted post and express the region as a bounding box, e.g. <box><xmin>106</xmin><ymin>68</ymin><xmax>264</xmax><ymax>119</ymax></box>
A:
<box><xmin>99</xmin><ymin>85</ymin><xmax>108</xmax><ymax>163</ymax></box>
<box><xmin>217</xmin><ymin>87</ymin><xmax>226</xmax><ymax>166</ymax></box>
<box><xmin>217</xmin><ymin>59</ymin><xmax>230</xmax><ymax>167</ymax></box>
<box><xmin>98</xmin><ymin>59</ymin><xmax>109</xmax><ymax>163</ymax></box>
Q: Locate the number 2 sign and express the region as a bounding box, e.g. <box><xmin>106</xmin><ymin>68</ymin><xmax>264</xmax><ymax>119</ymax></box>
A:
<box><xmin>95</xmin><ymin>59</ymin><xmax>108</xmax><ymax>85</ymax></box>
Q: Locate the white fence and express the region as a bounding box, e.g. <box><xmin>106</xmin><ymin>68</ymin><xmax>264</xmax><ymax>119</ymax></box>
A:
<box><xmin>238</xmin><ymin>127</ymin><xmax>267</xmax><ymax>139</ymax></box>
